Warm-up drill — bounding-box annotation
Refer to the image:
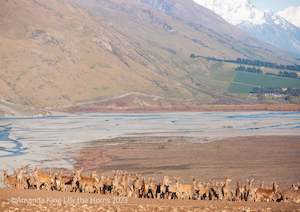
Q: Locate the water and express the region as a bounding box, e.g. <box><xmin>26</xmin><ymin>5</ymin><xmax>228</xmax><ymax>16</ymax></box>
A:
<box><xmin>0</xmin><ymin>111</ymin><xmax>300</xmax><ymax>171</ymax></box>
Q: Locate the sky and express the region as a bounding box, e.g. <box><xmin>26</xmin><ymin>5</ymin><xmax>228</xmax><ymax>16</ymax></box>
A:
<box><xmin>252</xmin><ymin>0</ymin><xmax>300</xmax><ymax>12</ymax></box>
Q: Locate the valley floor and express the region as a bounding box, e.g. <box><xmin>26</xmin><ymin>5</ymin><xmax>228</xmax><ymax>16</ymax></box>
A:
<box><xmin>1</xmin><ymin>136</ymin><xmax>299</xmax><ymax>211</ymax></box>
<box><xmin>75</xmin><ymin>136</ymin><xmax>300</xmax><ymax>187</ymax></box>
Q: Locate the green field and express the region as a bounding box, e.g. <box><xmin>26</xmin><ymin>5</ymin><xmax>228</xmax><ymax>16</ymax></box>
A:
<box><xmin>228</xmin><ymin>71</ymin><xmax>300</xmax><ymax>94</ymax></box>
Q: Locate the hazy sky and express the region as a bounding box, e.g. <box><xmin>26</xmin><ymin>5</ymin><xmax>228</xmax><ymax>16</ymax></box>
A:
<box><xmin>252</xmin><ymin>0</ymin><xmax>300</xmax><ymax>12</ymax></box>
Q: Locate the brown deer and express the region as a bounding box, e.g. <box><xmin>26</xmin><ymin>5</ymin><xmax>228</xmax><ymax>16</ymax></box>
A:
<box><xmin>196</xmin><ymin>181</ymin><xmax>210</xmax><ymax>200</ymax></box>
<box><xmin>16</xmin><ymin>167</ymin><xmax>27</xmax><ymax>189</ymax></box>
<box><xmin>3</xmin><ymin>169</ymin><xmax>17</xmax><ymax>188</ymax></box>
<box><xmin>222</xmin><ymin>177</ymin><xmax>232</xmax><ymax>201</ymax></box>
<box><xmin>174</xmin><ymin>177</ymin><xmax>194</xmax><ymax>200</ymax></box>
<box><xmin>245</xmin><ymin>179</ymin><xmax>256</xmax><ymax>201</ymax></box>
<box><xmin>54</xmin><ymin>170</ymin><xmax>74</xmax><ymax>192</ymax></box>
<box><xmin>235</xmin><ymin>181</ymin><xmax>245</xmax><ymax>201</ymax></box>
<box><xmin>33</xmin><ymin>168</ymin><xmax>54</xmax><ymax>190</ymax></box>
<box><xmin>255</xmin><ymin>182</ymin><xmax>279</xmax><ymax>202</ymax></box>
<box><xmin>281</xmin><ymin>184</ymin><xmax>300</xmax><ymax>203</ymax></box>
<box><xmin>74</xmin><ymin>169</ymin><xmax>99</xmax><ymax>193</ymax></box>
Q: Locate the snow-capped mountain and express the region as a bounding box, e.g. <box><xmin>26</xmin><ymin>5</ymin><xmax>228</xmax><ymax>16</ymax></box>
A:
<box><xmin>278</xmin><ymin>6</ymin><xmax>300</xmax><ymax>28</ymax></box>
<box><xmin>194</xmin><ymin>0</ymin><xmax>300</xmax><ymax>54</ymax></box>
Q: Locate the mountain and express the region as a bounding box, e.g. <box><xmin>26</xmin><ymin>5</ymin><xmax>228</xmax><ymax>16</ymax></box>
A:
<box><xmin>278</xmin><ymin>6</ymin><xmax>300</xmax><ymax>28</ymax></box>
<box><xmin>194</xmin><ymin>0</ymin><xmax>300</xmax><ymax>55</ymax></box>
<box><xmin>0</xmin><ymin>0</ymin><xmax>299</xmax><ymax>114</ymax></box>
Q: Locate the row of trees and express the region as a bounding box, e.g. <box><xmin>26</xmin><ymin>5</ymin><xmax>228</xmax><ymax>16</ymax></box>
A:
<box><xmin>235</xmin><ymin>66</ymin><xmax>299</xmax><ymax>79</ymax></box>
<box><xmin>251</xmin><ymin>87</ymin><xmax>300</xmax><ymax>96</ymax></box>
<box><xmin>235</xmin><ymin>66</ymin><xmax>262</xmax><ymax>74</ymax></box>
<box><xmin>278</xmin><ymin>71</ymin><xmax>298</xmax><ymax>78</ymax></box>
<box><xmin>190</xmin><ymin>54</ymin><xmax>300</xmax><ymax>72</ymax></box>
<box><xmin>234</xmin><ymin>58</ymin><xmax>300</xmax><ymax>72</ymax></box>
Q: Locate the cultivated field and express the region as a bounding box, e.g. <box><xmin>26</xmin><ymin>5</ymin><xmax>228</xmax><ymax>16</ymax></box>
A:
<box><xmin>228</xmin><ymin>71</ymin><xmax>300</xmax><ymax>93</ymax></box>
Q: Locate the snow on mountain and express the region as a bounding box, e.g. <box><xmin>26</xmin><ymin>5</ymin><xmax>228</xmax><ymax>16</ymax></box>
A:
<box><xmin>193</xmin><ymin>0</ymin><xmax>265</xmax><ymax>25</ymax></box>
<box><xmin>278</xmin><ymin>6</ymin><xmax>300</xmax><ymax>28</ymax></box>
<box><xmin>194</xmin><ymin>0</ymin><xmax>300</xmax><ymax>54</ymax></box>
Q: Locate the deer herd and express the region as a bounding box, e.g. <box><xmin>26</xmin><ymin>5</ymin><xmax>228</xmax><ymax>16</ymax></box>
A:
<box><xmin>2</xmin><ymin>167</ymin><xmax>300</xmax><ymax>203</ymax></box>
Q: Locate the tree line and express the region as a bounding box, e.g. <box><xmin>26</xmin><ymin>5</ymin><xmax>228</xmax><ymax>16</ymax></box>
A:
<box><xmin>235</xmin><ymin>66</ymin><xmax>299</xmax><ymax>79</ymax></box>
<box><xmin>235</xmin><ymin>66</ymin><xmax>262</xmax><ymax>74</ymax></box>
<box><xmin>190</xmin><ymin>54</ymin><xmax>300</xmax><ymax>72</ymax></box>
<box><xmin>251</xmin><ymin>87</ymin><xmax>300</xmax><ymax>96</ymax></box>
<box><xmin>234</xmin><ymin>58</ymin><xmax>300</xmax><ymax>72</ymax></box>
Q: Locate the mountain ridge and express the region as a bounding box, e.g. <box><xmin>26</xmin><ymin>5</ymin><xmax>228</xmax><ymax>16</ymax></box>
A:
<box><xmin>194</xmin><ymin>0</ymin><xmax>300</xmax><ymax>54</ymax></box>
<box><xmin>278</xmin><ymin>6</ymin><xmax>300</xmax><ymax>28</ymax></box>
<box><xmin>0</xmin><ymin>0</ymin><xmax>299</xmax><ymax>114</ymax></box>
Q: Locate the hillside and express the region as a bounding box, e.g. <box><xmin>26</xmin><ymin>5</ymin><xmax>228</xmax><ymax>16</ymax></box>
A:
<box><xmin>0</xmin><ymin>0</ymin><xmax>299</xmax><ymax>114</ymax></box>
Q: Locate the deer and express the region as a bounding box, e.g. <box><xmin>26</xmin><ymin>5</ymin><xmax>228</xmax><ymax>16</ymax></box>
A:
<box><xmin>173</xmin><ymin>177</ymin><xmax>194</xmax><ymax>200</ymax></box>
<box><xmin>168</xmin><ymin>181</ymin><xmax>179</xmax><ymax>200</ymax></box>
<box><xmin>16</xmin><ymin>167</ymin><xmax>27</xmax><ymax>189</ymax></box>
<box><xmin>244</xmin><ymin>179</ymin><xmax>256</xmax><ymax>201</ymax></box>
<box><xmin>24</xmin><ymin>174</ymin><xmax>37</xmax><ymax>189</ymax></box>
<box><xmin>132</xmin><ymin>175</ymin><xmax>144</xmax><ymax>198</ymax></box>
<box><xmin>222</xmin><ymin>177</ymin><xmax>232</xmax><ymax>201</ymax></box>
<box><xmin>97</xmin><ymin>175</ymin><xmax>108</xmax><ymax>194</ymax></box>
<box><xmin>118</xmin><ymin>173</ymin><xmax>130</xmax><ymax>197</ymax></box>
<box><xmin>209</xmin><ymin>180</ymin><xmax>223</xmax><ymax>201</ymax></box>
<box><xmin>260</xmin><ymin>181</ymin><xmax>264</xmax><ymax>189</ymax></box>
<box><xmin>142</xmin><ymin>177</ymin><xmax>157</xmax><ymax>199</ymax></box>
<box><xmin>74</xmin><ymin>169</ymin><xmax>99</xmax><ymax>193</ymax></box>
<box><xmin>33</xmin><ymin>168</ymin><xmax>54</xmax><ymax>190</ymax></box>
<box><xmin>281</xmin><ymin>184</ymin><xmax>300</xmax><ymax>203</ymax></box>
<box><xmin>195</xmin><ymin>181</ymin><xmax>210</xmax><ymax>200</ymax></box>
<box><xmin>291</xmin><ymin>183</ymin><xmax>299</xmax><ymax>192</ymax></box>
<box><xmin>111</xmin><ymin>171</ymin><xmax>125</xmax><ymax>196</ymax></box>
<box><xmin>160</xmin><ymin>175</ymin><xmax>171</xmax><ymax>199</ymax></box>
<box><xmin>105</xmin><ymin>176</ymin><xmax>114</xmax><ymax>194</ymax></box>
<box><xmin>255</xmin><ymin>182</ymin><xmax>279</xmax><ymax>202</ymax></box>
<box><xmin>3</xmin><ymin>169</ymin><xmax>17</xmax><ymax>188</ymax></box>
<box><xmin>54</xmin><ymin>170</ymin><xmax>74</xmax><ymax>192</ymax></box>
<box><xmin>235</xmin><ymin>181</ymin><xmax>246</xmax><ymax>201</ymax></box>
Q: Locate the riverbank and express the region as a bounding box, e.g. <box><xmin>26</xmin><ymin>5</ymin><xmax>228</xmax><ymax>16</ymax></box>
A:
<box><xmin>64</xmin><ymin>104</ymin><xmax>300</xmax><ymax>113</ymax></box>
